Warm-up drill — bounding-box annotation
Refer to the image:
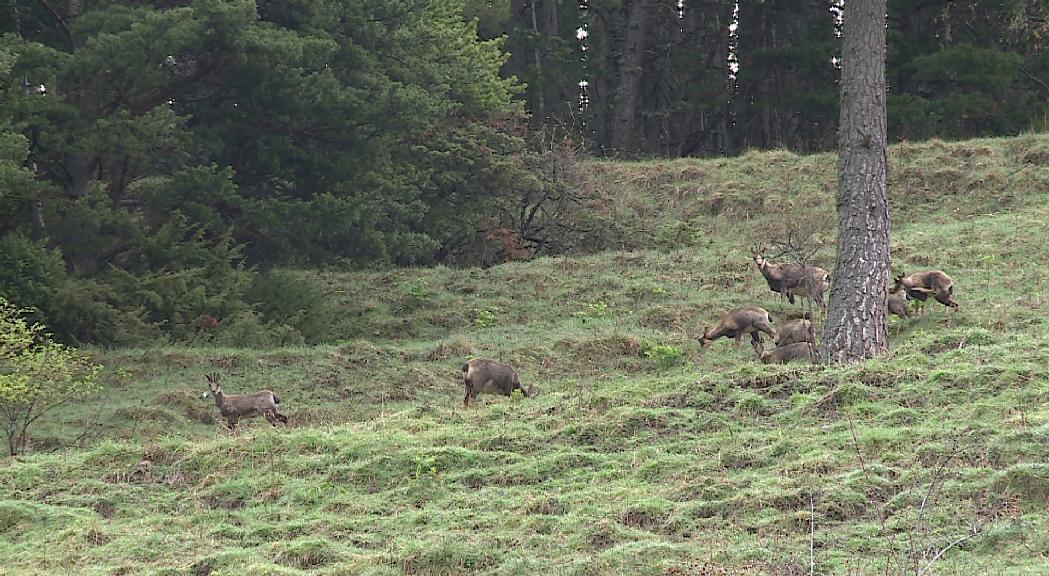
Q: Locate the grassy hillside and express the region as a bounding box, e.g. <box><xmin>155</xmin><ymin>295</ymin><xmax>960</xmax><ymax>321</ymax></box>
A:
<box><xmin>2</xmin><ymin>135</ymin><xmax>1049</xmax><ymax>575</ymax></box>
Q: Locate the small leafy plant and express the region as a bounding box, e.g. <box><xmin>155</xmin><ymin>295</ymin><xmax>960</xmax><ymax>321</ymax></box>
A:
<box><xmin>0</xmin><ymin>297</ymin><xmax>101</xmax><ymax>455</ymax></box>
<box><xmin>474</xmin><ymin>308</ymin><xmax>500</xmax><ymax>328</ymax></box>
<box><xmin>640</xmin><ymin>341</ymin><xmax>686</xmax><ymax>368</ymax></box>
<box><xmin>573</xmin><ymin>301</ymin><xmax>610</xmax><ymax>323</ymax></box>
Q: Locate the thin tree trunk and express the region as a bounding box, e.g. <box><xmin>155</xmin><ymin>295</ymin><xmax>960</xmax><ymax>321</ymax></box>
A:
<box><xmin>821</xmin><ymin>0</ymin><xmax>890</xmax><ymax>363</ymax></box>
<box><xmin>587</xmin><ymin>5</ymin><xmax>616</xmax><ymax>151</ymax></box>
<box><xmin>504</xmin><ymin>0</ymin><xmax>529</xmax><ymax>79</ymax></box>
<box><xmin>529</xmin><ymin>0</ymin><xmax>546</xmax><ymax>120</ymax></box>
<box><xmin>612</xmin><ymin>0</ymin><xmax>650</xmax><ymax>155</ymax></box>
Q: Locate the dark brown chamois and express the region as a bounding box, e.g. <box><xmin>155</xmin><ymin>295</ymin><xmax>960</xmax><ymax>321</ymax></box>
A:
<box><xmin>462</xmin><ymin>358</ymin><xmax>534</xmax><ymax>407</ymax></box>
<box><xmin>893</xmin><ymin>270</ymin><xmax>958</xmax><ymax>314</ymax></box>
<box><xmin>700</xmin><ymin>307</ymin><xmax>776</xmax><ymax>356</ymax></box>
<box><xmin>752</xmin><ymin>248</ymin><xmax>830</xmax><ymax>316</ymax></box>
<box><xmin>202</xmin><ymin>373</ymin><xmax>288</xmax><ymax>431</ymax></box>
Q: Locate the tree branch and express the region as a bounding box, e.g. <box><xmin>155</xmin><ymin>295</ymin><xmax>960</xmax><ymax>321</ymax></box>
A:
<box><xmin>34</xmin><ymin>0</ymin><xmax>75</xmax><ymax>52</ymax></box>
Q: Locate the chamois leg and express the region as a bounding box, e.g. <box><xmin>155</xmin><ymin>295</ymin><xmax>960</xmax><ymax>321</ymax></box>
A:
<box><xmin>935</xmin><ymin>293</ymin><xmax>957</xmax><ymax>325</ymax></box>
<box><xmin>934</xmin><ymin>293</ymin><xmax>958</xmax><ymax>309</ymax></box>
<box><xmin>265</xmin><ymin>410</ymin><xmax>288</xmax><ymax>427</ymax></box>
<box><xmin>226</xmin><ymin>415</ymin><xmax>239</xmax><ymax>432</ymax></box>
<box><xmin>911</xmin><ymin>299</ymin><xmax>924</xmax><ymax>317</ymax></box>
<box><xmin>750</xmin><ymin>332</ymin><xmax>765</xmax><ymax>357</ymax></box>
<box><xmin>463</xmin><ymin>381</ymin><xmax>475</xmax><ymax>407</ymax></box>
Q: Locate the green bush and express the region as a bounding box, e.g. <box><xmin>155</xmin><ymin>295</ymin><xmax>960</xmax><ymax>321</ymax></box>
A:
<box><xmin>246</xmin><ymin>270</ymin><xmax>340</xmax><ymax>344</ymax></box>
<box><xmin>0</xmin><ymin>234</ymin><xmax>63</xmax><ymax>319</ymax></box>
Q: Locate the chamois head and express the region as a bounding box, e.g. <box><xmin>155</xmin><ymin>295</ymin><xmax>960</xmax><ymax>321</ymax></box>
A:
<box><xmin>201</xmin><ymin>373</ymin><xmax>222</xmax><ymax>399</ymax></box>
<box><xmin>750</xmin><ymin>244</ymin><xmax>772</xmax><ymax>269</ymax></box>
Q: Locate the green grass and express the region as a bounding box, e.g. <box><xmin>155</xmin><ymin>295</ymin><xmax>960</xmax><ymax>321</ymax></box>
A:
<box><xmin>3</xmin><ymin>135</ymin><xmax>1049</xmax><ymax>574</ymax></box>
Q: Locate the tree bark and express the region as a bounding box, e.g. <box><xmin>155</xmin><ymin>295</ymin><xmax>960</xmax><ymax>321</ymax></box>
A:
<box><xmin>612</xmin><ymin>0</ymin><xmax>650</xmax><ymax>155</ymax></box>
<box><xmin>821</xmin><ymin>0</ymin><xmax>890</xmax><ymax>363</ymax></box>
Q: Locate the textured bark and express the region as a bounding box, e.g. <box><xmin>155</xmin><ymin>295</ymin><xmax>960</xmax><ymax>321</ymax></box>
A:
<box><xmin>612</xmin><ymin>0</ymin><xmax>650</xmax><ymax>154</ymax></box>
<box><xmin>821</xmin><ymin>0</ymin><xmax>891</xmax><ymax>363</ymax></box>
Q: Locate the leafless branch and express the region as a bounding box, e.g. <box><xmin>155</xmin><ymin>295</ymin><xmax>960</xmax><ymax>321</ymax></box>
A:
<box><xmin>917</xmin><ymin>528</ymin><xmax>980</xmax><ymax>576</ymax></box>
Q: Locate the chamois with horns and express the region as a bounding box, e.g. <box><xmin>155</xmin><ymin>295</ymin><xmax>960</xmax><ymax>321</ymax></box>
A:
<box><xmin>202</xmin><ymin>373</ymin><xmax>288</xmax><ymax>431</ymax></box>
<box><xmin>752</xmin><ymin>245</ymin><xmax>830</xmax><ymax>316</ymax></box>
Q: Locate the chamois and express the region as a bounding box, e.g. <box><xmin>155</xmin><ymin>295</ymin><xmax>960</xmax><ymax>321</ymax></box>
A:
<box><xmin>893</xmin><ymin>270</ymin><xmax>958</xmax><ymax>314</ymax></box>
<box><xmin>700</xmin><ymin>307</ymin><xmax>776</xmax><ymax>356</ymax></box>
<box><xmin>752</xmin><ymin>248</ymin><xmax>830</xmax><ymax>316</ymax></box>
<box><xmin>202</xmin><ymin>373</ymin><xmax>288</xmax><ymax>431</ymax></box>
<box><xmin>761</xmin><ymin>342</ymin><xmax>820</xmax><ymax>364</ymax></box>
<box><xmin>887</xmin><ymin>288</ymin><xmax>910</xmax><ymax>319</ymax></box>
<box><xmin>462</xmin><ymin>358</ymin><xmax>534</xmax><ymax>407</ymax></box>
<box><xmin>775</xmin><ymin>318</ymin><xmax>816</xmax><ymax>347</ymax></box>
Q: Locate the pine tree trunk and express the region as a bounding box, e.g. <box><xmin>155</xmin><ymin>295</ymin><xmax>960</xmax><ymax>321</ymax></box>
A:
<box><xmin>587</xmin><ymin>4</ymin><xmax>616</xmax><ymax>151</ymax></box>
<box><xmin>821</xmin><ymin>0</ymin><xmax>890</xmax><ymax>363</ymax></box>
<box><xmin>612</xmin><ymin>0</ymin><xmax>650</xmax><ymax>155</ymax></box>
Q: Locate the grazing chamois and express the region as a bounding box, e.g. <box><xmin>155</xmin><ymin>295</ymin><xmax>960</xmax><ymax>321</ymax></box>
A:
<box><xmin>462</xmin><ymin>358</ymin><xmax>534</xmax><ymax>407</ymax></box>
<box><xmin>752</xmin><ymin>247</ymin><xmax>830</xmax><ymax>316</ymax></box>
<box><xmin>887</xmin><ymin>288</ymin><xmax>911</xmax><ymax>319</ymax></box>
<box><xmin>700</xmin><ymin>307</ymin><xmax>776</xmax><ymax>356</ymax></box>
<box><xmin>202</xmin><ymin>373</ymin><xmax>288</xmax><ymax>431</ymax></box>
<box><xmin>761</xmin><ymin>342</ymin><xmax>820</xmax><ymax>365</ymax></box>
<box><xmin>893</xmin><ymin>270</ymin><xmax>958</xmax><ymax>314</ymax></box>
<box><xmin>775</xmin><ymin>318</ymin><xmax>816</xmax><ymax>347</ymax></box>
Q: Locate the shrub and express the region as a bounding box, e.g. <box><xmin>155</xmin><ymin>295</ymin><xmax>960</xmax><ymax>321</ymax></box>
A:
<box><xmin>0</xmin><ymin>297</ymin><xmax>101</xmax><ymax>455</ymax></box>
<box><xmin>247</xmin><ymin>269</ymin><xmax>340</xmax><ymax>344</ymax></box>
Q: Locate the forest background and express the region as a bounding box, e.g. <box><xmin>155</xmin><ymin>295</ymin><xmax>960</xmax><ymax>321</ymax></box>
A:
<box><xmin>1</xmin><ymin>0</ymin><xmax>1046</xmax><ymax>346</ymax></box>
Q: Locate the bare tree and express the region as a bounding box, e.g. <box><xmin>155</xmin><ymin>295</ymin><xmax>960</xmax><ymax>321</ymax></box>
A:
<box><xmin>821</xmin><ymin>0</ymin><xmax>891</xmax><ymax>363</ymax></box>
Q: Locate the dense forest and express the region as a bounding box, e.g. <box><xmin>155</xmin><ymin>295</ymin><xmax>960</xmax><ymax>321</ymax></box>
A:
<box><xmin>507</xmin><ymin>0</ymin><xmax>1049</xmax><ymax>156</ymax></box>
<box><xmin>1</xmin><ymin>0</ymin><xmax>1047</xmax><ymax>346</ymax></box>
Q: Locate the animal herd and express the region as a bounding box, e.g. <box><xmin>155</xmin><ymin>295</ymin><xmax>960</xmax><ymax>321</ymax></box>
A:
<box><xmin>200</xmin><ymin>251</ymin><xmax>960</xmax><ymax>426</ymax></box>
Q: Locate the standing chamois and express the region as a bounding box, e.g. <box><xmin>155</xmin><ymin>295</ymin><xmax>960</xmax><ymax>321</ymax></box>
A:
<box><xmin>752</xmin><ymin>247</ymin><xmax>830</xmax><ymax>316</ymax></box>
<box><xmin>462</xmin><ymin>358</ymin><xmax>534</xmax><ymax>407</ymax></box>
<box><xmin>700</xmin><ymin>307</ymin><xmax>776</xmax><ymax>356</ymax></box>
<box><xmin>202</xmin><ymin>373</ymin><xmax>288</xmax><ymax>431</ymax></box>
<box><xmin>893</xmin><ymin>270</ymin><xmax>958</xmax><ymax>314</ymax></box>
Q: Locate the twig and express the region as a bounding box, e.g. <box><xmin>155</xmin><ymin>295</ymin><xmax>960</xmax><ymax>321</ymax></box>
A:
<box><xmin>916</xmin><ymin>441</ymin><xmax>964</xmax><ymax>562</ymax></box>
<box><xmin>810</xmin><ymin>492</ymin><xmax>816</xmax><ymax>576</ymax></box>
<box><xmin>916</xmin><ymin>529</ymin><xmax>980</xmax><ymax>576</ymax></box>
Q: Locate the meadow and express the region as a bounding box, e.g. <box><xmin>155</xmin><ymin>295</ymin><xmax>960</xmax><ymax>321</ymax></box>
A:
<box><xmin>2</xmin><ymin>135</ymin><xmax>1049</xmax><ymax>575</ymax></box>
